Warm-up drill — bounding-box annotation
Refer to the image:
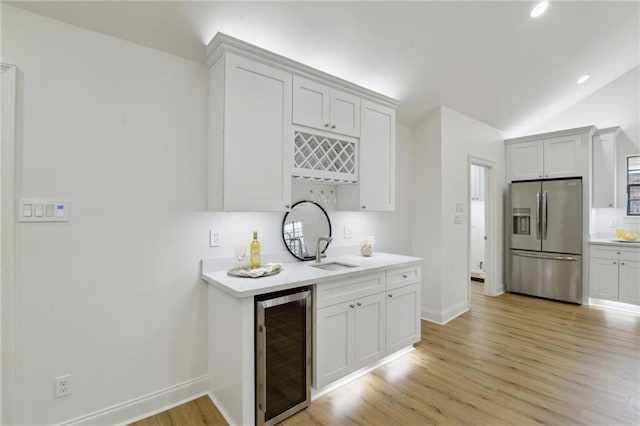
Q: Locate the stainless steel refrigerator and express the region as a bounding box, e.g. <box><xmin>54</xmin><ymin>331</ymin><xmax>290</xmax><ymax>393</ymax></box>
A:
<box><xmin>508</xmin><ymin>178</ymin><xmax>582</xmax><ymax>303</ymax></box>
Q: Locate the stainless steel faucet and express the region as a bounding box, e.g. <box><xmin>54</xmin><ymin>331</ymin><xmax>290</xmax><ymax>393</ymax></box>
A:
<box><xmin>315</xmin><ymin>236</ymin><xmax>333</xmax><ymax>263</ymax></box>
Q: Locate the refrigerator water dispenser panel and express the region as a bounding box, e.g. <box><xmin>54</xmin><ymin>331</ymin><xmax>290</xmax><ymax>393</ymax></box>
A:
<box><xmin>512</xmin><ymin>208</ymin><xmax>531</xmax><ymax>235</ymax></box>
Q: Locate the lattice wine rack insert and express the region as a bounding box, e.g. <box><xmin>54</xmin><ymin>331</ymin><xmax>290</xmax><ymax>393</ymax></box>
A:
<box><xmin>292</xmin><ymin>131</ymin><xmax>357</xmax><ymax>183</ymax></box>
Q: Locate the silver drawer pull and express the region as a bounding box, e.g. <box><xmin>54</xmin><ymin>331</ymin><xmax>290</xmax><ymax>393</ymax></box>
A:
<box><xmin>402</xmin><ymin>274</ymin><xmax>408</xmax><ymax>279</ymax></box>
<box><xmin>349</xmin><ymin>304</ymin><xmax>355</xmax><ymax>309</ymax></box>
<box><xmin>387</xmin><ymin>294</ymin><xmax>393</xmax><ymax>298</ymax></box>
<box><xmin>356</xmin><ymin>302</ymin><xmax>362</xmax><ymax>307</ymax></box>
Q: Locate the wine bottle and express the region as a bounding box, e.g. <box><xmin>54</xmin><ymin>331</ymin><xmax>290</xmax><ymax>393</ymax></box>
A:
<box><xmin>250</xmin><ymin>231</ymin><xmax>261</xmax><ymax>269</ymax></box>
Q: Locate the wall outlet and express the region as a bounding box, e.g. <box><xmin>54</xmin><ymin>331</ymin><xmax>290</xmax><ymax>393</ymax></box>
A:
<box><xmin>343</xmin><ymin>226</ymin><xmax>353</xmax><ymax>239</ymax></box>
<box><xmin>209</xmin><ymin>230</ymin><xmax>221</xmax><ymax>247</ymax></box>
<box><xmin>55</xmin><ymin>374</ymin><xmax>72</xmax><ymax>398</ymax></box>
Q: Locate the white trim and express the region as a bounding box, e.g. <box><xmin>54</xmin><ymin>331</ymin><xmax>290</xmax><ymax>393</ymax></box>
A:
<box><xmin>206</xmin><ymin>32</ymin><xmax>398</xmax><ymax>108</ymax></box>
<box><xmin>54</xmin><ymin>374</ymin><xmax>209</xmax><ymax>426</ymax></box>
<box><xmin>504</xmin><ymin>125</ymin><xmax>597</xmax><ymax>144</ymax></box>
<box><xmin>206</xmin><ymin>391</ymin><xmax>235</xmax><ymax>426</ymax></box>
<box><xmin>1</xmin><ymin>62</ymin><xmax>17</xmax><ymax>426</ymax></box>
<box><xmin>421</xmin><ymin>299</ymin><xmax>470</xmax><ymax>325</ymax></box>
<box><xmin>467</xmin><ymin>156</ymin><xmax>500</xmax><ymax>299</ymax></box>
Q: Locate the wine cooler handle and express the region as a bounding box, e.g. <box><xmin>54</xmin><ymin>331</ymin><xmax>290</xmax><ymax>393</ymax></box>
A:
<box><xmin>258</xmin><ymin>324</ymin><xmax>267</xmax><ymax>414</ymax></box>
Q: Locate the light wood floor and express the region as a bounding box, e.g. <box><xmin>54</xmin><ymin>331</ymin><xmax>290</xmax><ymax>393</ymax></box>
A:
<box><xmin>132</xmin><ymin>283</ymin><xmax>640</xmax><ymax>425</ymax></box>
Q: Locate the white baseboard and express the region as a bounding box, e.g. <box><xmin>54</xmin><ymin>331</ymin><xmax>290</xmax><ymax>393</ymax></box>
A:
<box><xmin>421</xmin><ymin>299</ymin><xmax>469</xmax><ymax>325</ymax></box>
<box><xmin>56</xmin><ymin>374</ymin><xmax>209</xmax><ymax>426</ymax></box>
<box><xmin>206</xmin><ymin>391</ymin><xmax>235</xmax><ymax>426</ymax></box>
<box><xmin>440</xmin><ymin>300</ymin><xmax>469</xmax><ymax>324</ymax></box>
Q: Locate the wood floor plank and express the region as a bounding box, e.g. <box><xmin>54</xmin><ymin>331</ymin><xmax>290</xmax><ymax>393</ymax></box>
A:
<box><xmin>134</xmin><ymin>283</ymin><xmax>640</xmax><ymax>425</ymax></box>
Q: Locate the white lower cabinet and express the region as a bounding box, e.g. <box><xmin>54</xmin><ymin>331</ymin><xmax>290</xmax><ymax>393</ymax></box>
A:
<box><xmin>386</xmin><ymin>283</ymin><xmax>421</xmax><ymax>354</ymax></box>
<box><xmin>314</xmin><ymin>265</ymin><xmax>421</xmax><ymax>389</ymax></box>
<box><xmin>589</xmin><ymin>244</ymin><xmax>640</xmax><ymax>305</ymax></box>
<box><xmin>315</xmin><ymin>291</ymin><xmax>385</xmax><ymax>389</ymax></box>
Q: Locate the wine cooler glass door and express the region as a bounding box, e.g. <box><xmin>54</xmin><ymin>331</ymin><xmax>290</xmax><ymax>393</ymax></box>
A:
<box><xmin>256</xmin><ymin>287</ymin><xmax>311</xmax><ymax>426</ymax></box>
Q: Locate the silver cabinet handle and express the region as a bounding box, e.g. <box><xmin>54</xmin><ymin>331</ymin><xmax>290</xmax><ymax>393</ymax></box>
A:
<box><xmin>331</xmin><ymin>124</ymin><xmax>336</xmax><ymax>129</ymax></box>
<box><xmin>613</xmin><ymin>261</ymin><xmax>617</xmax><ymax>265</ymax></box>
<box><xmin>387</xmin><ymin>294</ymin><xmax>392</xmax><ymax>298</ymax></box>
<box><xmin>356</xmin><ymin>302</ymin><xmax>362</xmax><ymax>307</ymax></box>
<box><xmin>617</xmin><ymin>252</ymin><xmax>621</xmax><ymax>255</ymax></box>
<box><xmin>349</xmin><ymin>304</ymin><xmax>355</xmax><ymax>309</ymax></box>
<box><xmin>402</xmin><ymin>274</ymin><xmax>408</xmax><ymax>279</ymax></box>
<box><xmin>324</xmin><ymin>123</ymin><xmax>330</xmax><ymax>128</ymax></box>
<box><xmin>621</xmin><ymin>262</ymin><xmax>625</xmax><ymax>266</ymax></box>
<box><xmin>361</xmin><ymin>205</ymin><xmax>366</xmax><ymax>209</ymax></box>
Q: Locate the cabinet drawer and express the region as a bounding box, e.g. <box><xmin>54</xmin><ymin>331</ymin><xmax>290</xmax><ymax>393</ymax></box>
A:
<box><xmin>316</xmin><ymin>272</ymin><xmax>385</xmax><ymax>309</ymax></box>
<box><xmin>590</xmin><ymin>245</ymin><xmax>640</xmax><ymax>262</ymax></box>
<box><xmin>386</xmin><ymin>265</ymin><xmax>421</xmax><ymax>291</ymax></box>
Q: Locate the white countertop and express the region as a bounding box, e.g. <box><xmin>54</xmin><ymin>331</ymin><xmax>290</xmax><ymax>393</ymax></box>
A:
<box><xmin>201</xmin><ymin>252</ymin><xmax>423</xmax><ymax>298</ymax></box>
<box><xmin>589</xmin><ymin>238</ymin><xmax>640</xmax><ymax>248</ymax></box>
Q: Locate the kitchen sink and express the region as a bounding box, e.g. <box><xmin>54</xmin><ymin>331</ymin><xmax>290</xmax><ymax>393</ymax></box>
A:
<box><xmin>310</xmin><ymin>261</ymin><xmax>358</xmax><ymax>271</ymax></box>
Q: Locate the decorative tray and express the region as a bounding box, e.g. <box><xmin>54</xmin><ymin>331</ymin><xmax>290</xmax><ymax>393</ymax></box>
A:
<box><xmin>227</xmin><ymin>265</ymin><xmax>282</xmax><ymax>279</ymax></box>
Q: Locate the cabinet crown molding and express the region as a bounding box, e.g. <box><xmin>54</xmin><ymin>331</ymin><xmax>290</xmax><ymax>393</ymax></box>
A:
<box><xmin>505</xmin><ymin>125</ymin><xmax>598</xmax><ymax>145</ymax></box>
<box><xmin>206</xmin><ymin>32</ymin><xmax>398</xmax><ymax>108</ymax></box>
<box><xmin>596</xmin><ymin>126</ymin><xmax>622</xmax><ymax>136</ymax></box>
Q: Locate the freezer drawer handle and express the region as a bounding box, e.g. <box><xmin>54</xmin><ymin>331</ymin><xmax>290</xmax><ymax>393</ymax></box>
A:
<box><xmin>513</xmin><ymin>252</ymin><xmax>579</xmax><ymax>261</ymax></box>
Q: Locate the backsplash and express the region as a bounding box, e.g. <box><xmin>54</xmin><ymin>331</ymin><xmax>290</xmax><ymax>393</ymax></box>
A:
<box><xmin>591</xmin><ymin>208</ymin><xmax>640</xmax><ymax>238</ymax></box>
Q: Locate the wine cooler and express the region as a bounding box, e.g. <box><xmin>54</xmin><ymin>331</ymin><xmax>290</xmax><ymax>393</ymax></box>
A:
<box><xmin>255</xmin><ymin>287</ymin><xmax>311</xmax><ymax>425</ymax></box>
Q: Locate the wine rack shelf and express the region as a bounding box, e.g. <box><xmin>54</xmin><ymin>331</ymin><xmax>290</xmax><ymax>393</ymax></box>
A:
<box><xmin>292</xmin><ymin>131</ymin><xmax>358</xmax><ymax>183</ymax></box>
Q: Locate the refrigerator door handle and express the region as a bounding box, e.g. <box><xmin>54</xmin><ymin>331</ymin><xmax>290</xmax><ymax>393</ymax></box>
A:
<box><xmin>512</xmin><ymin>251</ymin><xmax>579</xmax><ymax>262</ymax></box>
<box><xmin>542</xmin><ymin>191</ymin><xmax>548</xmax><ymax>240</ymax></box>
<box><xmin>536</xmin><ymin>191</ymin><xmax>541</xmax><ymax>240</ymax></box>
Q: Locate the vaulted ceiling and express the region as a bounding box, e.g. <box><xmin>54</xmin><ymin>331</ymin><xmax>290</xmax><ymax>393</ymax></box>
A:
<box><xmin>7</xmin><ymin>1</ymin><xmax>639</xmax><ymax>136</ymax></box>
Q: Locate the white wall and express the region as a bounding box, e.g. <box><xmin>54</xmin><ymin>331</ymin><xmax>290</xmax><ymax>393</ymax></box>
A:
<box><xmin>412</xmin><ymin>108</ymin><xmax>443</xmax><ymax>317</ymax></box>
<box><xmin>413</xmin><ymin>106</ymin><xmax>505</xmax><ymax>324</ymax></box>
<box><xmin>530</xmin><ymin>66</ymin><xmax>640</xmax><ymax>236</ymax></box>
<box><xmin>2</xmin><ymin>6</ymin><xmax>415</xmax><ymax>424</ymax></box>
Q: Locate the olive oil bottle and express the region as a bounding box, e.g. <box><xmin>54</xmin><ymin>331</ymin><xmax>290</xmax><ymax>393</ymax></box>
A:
<box><xmin>250</xmin><ymin>231</ymin><xmax>261</xmax><ymax>269</ymax></box>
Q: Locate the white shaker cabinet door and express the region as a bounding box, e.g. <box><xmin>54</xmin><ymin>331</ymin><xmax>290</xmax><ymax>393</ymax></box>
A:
<box><xmin>223</xmin><ymin>55</ymin><xmax>292</xmax><ymax>211</ymax></box>
<box><xmin>386</xmin><ymin>283</ymin><xmax>421</xmax><ymax>354</ymax></box>
<box><xmin>506</xmin><ymin>141</ymin><xmax>543</xmax><ymax>181</ymax></box>
<box><xmin>353</xmin><ymin>292</ymin><xmax>386</xmax><ymax>370</ymax></box>
<box><xmin>292</xmin><ymin>76</ymin><xmax>330</xmax><ymax>131</ymax></box>
<box><xmin>543</xmin><ymin>134</ymin><xmax>582</xmax><ymax>179</ymax></box>
<box><xmin>619</xmin><ymin>260</ymin><xmax>640</xmax><ymax>305</ymax></box>
<box><xmin>329</xmin><ymin>88</ymin><xmax>360</xmax><ymax>138</ymax></box>
<box><xmin>315</xmin><ymin>301</ymin><xmax>354</xmax><ymax>389</ymax></box>
<box><xmin>589</xmin><ymin>257</ymin><xmax>619</xmax><ymax>301</ymax></box>
<box><xmin>358</xmin><ymin>100</ymin><xmax>396</xmax><ymax>211</ymax></box>
<box><xmin>293</xmin><ymin>76</ymin><xmax>360</xmax><ymax>138</ymax></box>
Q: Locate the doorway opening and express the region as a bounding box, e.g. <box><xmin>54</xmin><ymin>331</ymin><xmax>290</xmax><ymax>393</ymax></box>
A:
<box><xmin>467</xmin><ymin>156</ymin><xmax>496</xmax><ymax>301</ymax></box>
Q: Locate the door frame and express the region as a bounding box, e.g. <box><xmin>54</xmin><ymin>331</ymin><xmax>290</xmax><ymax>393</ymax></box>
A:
<box><xmin>467</xmin><ymin>156</ymin><xmax>498</xmax><ymax>299</ymax></box>
<box><xmin>1</xmin><ymin>62</ymin><xmax>17</xmax><ymax>426</ymax></box>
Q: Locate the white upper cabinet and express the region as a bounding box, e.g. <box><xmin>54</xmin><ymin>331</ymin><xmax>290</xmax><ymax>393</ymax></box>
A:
<box><xmin>543</xmin><ymin>134</ymin><xmax>582</xmax><ymax>179</ymax></box>
<box><xmin>592</xmin><ymin>127</ymin><xmax>622</xmax><ymax>208</ymax></box>
<box><xmin>293</xmin><ymin>76</ymin><xmax>360</xmax><ymax>138</ymax></box>
<box><xmin>358</xmin><ymin>100</ymin><xmax>396</xmax><ymax>211</ymax></box>
<box><xmin>207</xmin><ymin>33</ymin><xmax>397</xmax><ymax>212</ymax></box>
<box><xmin>506</xmin><ymin>127</ymin><xmax>593</xmax><ymax>182</ymax></box>
<box><xmin>209</xmin><ymin>53</ymin><xmax>293</xmax><ymax>211</ymax></box>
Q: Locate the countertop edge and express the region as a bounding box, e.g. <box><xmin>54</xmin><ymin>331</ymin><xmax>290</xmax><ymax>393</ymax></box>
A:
<box><xmin>589</xmin><ymin>239</ymin><xmax>640</xmax><ymax>248</ymax></box>
<box><xmin>202</xmin><ymin>253</ymin><xmax>423</xmax><ymax>298</ymax></box>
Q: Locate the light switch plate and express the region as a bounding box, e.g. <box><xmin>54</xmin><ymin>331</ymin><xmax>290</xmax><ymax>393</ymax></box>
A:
<box><xmin>343</xmin><ymin>226</ymin><xmax>353</xmax><ymax>239</ymax></box>
<box><xmin>19</xmin><ymin>199</ymin><xmax>69</xmax><ymax>222</ymax></box>
<box><xmin>455</xmin><ymin>202</ymin><xmax>464</xmax><ymax>213</ymax></box>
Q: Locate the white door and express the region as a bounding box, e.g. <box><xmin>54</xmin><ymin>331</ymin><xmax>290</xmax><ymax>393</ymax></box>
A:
<box><xmin>224</xmin><ymin>54</ymin><xmax>292</xmax><ymax>211</ymax></box>
<box><xmin>589</xmin><ymin>258</ymin><xmax>619</xmax><ymax>301</ymax></box>
<box><xmin>315</xmin><ymin>301</ymin><xmax>354</xmax><ymax>388</ymax></box>
<box><xmin>386</xmin><ymin>284</ymin><xmax>421</xmax><ymax>354</ymax></box>
<box><xmin>618</xmin><ymin>260</ymin><xmax>640</xmax><ymax>305</ymax></box>
<box><xmin>359</xmin><ymin>100</ymin><xmax>395</xmax><ymax>211</ymax></box>
<box><xmin>353</xmin><ymin>292</ymin><xmax>385</xmax><ymax>369</ymax></box>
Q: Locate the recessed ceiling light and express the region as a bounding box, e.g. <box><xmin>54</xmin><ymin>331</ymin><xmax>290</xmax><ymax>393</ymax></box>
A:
<box><xmin>576</xmin><ymin>74</ymin><xmax>590</xmax><ymax>85</ymax></box>
<box><xmin>530</xmin><ymin>1</ymin><xmax>549</xmax><ymax>18</ymax></box>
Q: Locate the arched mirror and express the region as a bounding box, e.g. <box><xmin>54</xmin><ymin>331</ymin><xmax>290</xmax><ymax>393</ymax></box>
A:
<box><xmin>282</xmin><ymin>201</ymin><xmax>332</xmax><ymax>261</ymax></box>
